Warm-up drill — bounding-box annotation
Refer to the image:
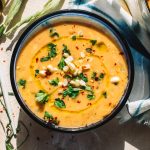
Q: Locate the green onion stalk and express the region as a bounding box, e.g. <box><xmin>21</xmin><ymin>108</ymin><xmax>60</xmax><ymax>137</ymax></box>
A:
<box><xmin>0</xmin><ymin>0</ymin><xmax>62</xmax><ymax>38</ymax></box>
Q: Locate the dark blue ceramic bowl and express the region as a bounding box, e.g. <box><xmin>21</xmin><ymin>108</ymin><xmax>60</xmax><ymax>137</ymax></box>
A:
<box><xmin>10</xmin><ymin>10</ymin><xmax>134</xmax><ymax>132</ymax></box>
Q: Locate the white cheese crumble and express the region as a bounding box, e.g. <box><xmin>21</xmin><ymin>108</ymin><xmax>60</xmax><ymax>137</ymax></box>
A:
<box><xmin>39</xmin><ymin>70</ymin><xmax>46</xmax><ymax>77</ymax></box>
<box><xmin>110</xmin><ymin>76</ymin><xmax>120</xmax><ymax>84</ymax></box>
<box><xmin>80</xmin><ymin>52</ymin><xmax>85</xmax><ymax>58</ymax></box>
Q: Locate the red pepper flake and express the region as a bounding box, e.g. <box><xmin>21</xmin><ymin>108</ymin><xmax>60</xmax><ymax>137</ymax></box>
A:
<box><xmin>92</xmin><ymin>50</ymin><xmax>95</xmax><ymax>52</ymax></box>
<box><xmin>119</xmin><ymin>52</ymin><xmax>124</xmax><ymax>55</ymax></box>
<box><xmin>114</xmin><ymin>63</ymin><xmax>117</xmax><ymax>66</ymax></box>
<box><xmin>84</xmin><ymin>73</ymin><xmax>87</xmax><ymax>76</ymax></box>
<box><xmin>45</xmin><ymin>70</ymin><xmax>51</xmax><ymax>76</ymax></box>
<box><xmin>77</xmin><ymin>100</ymin><xmax>81</xmax><ymax>103</ymax></box>
<box><xmin>83</xmin><ymin>44</ymin><xmax>85</xmax><ymax>47</ymax></box>
<box><xmin>109</xmin><ymin>103</ymin><xmax>112</xmax><ymax>106</ymax></box>
<box><xmin>75</xmin><ymin>46</ymin><xmax>79</xmax><ymax>50</ymax></box>
<box><xmin>36</xmin><ymin>58</ymin><xmax>39</xmax><ymax>63</ymax></box>
<box><xmin>92</xmin><ymin>86</ymin><xmax>94</xmax><ymax>89</ymax></box>
<box><xmin>87</xmin><ymin>103</ymin><xmax>92</xmax><ymax>106</ymax></box>
<box><xmin>81</xmin><ymin>91</ymin><xmax>84</xmax><ymax>95</ymax></box>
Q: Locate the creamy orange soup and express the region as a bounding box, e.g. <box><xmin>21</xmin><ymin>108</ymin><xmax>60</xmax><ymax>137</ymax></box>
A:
<box><xmin>16</xmin><ymin>23</ymin><xmax>128</xmax><ymax>128</ymax></box>
<box><xmin>147</xmin><ymin>0</ymin><xmax>150</xmax><ymax>8</ymax></box>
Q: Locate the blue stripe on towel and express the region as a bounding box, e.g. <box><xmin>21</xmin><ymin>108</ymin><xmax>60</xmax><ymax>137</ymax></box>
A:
<box><xmin>132</xmin><ymin>101</ymin><xmax>144</xmax><ymax>117</ymax></box>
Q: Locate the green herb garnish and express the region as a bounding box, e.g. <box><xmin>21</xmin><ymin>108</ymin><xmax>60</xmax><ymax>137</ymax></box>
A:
<box><xmin>48</xmin><ymin>43</ymin><xmax>57</xmax><ymax>58</ymax></box>
<box><xmin>99</xmin><ymin>73</ymin><xmax>105</xmax><ymax>80</ymax></box>
<box><xmin>54</xmin><ymin>98</ymin><xmax>66</xmax><ymax>108</ymax></box>
<box><xmin>50</xmin><ymin>32</ymin><xmax>59</xmax><ymax>38</ymax></box>
<box><xmin>79</xmin><ymin>73</ymin><xmax>88</xmax><ymax>82</ymax></box>
<box><xmin>91</xmin><ymin>72</ymin><xmax>105</xmax><ymax>81</ymax></box>
<box><xmin>49</xmin><ymin>78</ymin><xmax>59</xmax><ymax>86</ymax></box>
<box><xmin>102</xmin><ymin>91</ymin><xmax>107</xmax><ymax>98</ymax></box>
<box><xmin>72</xmin><ymin>35</ymin><xmax>76</xmax><ymax>40</ymax></box>
<box><xmin>86</xmin><ymin>48</ymin><xmax>92</xmax><ymax>53</ymax></box>
<box><xmin>40</xmin><ymin>43</ymin><xmax>57</xmax><ymax>62</ymax></box>
<box><xmin>35</xmin><ymin>90</ymin><xmax>49</xmax><ymax>104</ymax></box>
<box><xmin>58</xmin><ymin>57</ymin><xmax>66</xmax><ymax>70</ymax></box>
<box><xmin>85</xmin><ymin>85</ymin><xmax>92</xmax><ymax>91</ymax></box>
<box><xmin>90</xmin><ymin>40</ymin><xmax>97</xmax><ymax>46</ymax></box>
<box><xmin>64</xmin><ymin>74</ymin><xmax>72</xmax><ymax>80</ymax></box>
<box><xmin>63</xmin><ymin>85</ymin><xmax>80</xmax><ymax>98</ymax></box>
<box><xmin>18</xmin><ymin>79</ymin><xmax>26</xmax><ymax>88</ymax></box>
<box><xmin>91</xmin><ymin>72</ymin><xmax>97</xmax><ymax>80</ymax></box>
<box><xmin>44</xmin><ymin>111</ymin><xmax>53</xmax><ymax>120</ymax></box>
<box><xmin>43</xmin><ymin>111</ymin><xmax>59</xmax><ymax>125</ymax></box>
<box><xmin>62</xmin><ymin>44</ymin><xmax>71</xmax><ymax>55</ymax></box>
<box><xmin>40</xmin><ymin>56</ymin><xmax>50</xmax><ymax>62</ymax></box>
<box><xmin>87</xmin><ymin>93</ymin><xmax>95</xmax><ymax>100</ymax></box>
<box><xmin>35</xmin><ymin>69</ymin><xmax>39</xmax><ymax>77</ymax></box>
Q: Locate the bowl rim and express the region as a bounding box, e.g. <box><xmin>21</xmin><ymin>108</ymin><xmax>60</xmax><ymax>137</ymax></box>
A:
<box><xmin>10</xmin><ymin>9</ymin><xmax>134</xmax><ymax>133</ymax></box>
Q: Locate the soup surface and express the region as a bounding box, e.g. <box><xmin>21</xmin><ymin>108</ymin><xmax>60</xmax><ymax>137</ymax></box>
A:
<box><xmin>16</xmin><ymin>23</ymin><xmax>128</xmax><ymax>128</ymax></box>
<box><xmin>147</xmin><ymin>0</ymin><xmax>150</xmax><ymax>8</ymax></box>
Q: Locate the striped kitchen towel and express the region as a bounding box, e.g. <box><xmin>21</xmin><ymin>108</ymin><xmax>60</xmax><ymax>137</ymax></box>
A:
<box><xmin>63</xmin><ymin>0</ymin><xmax>150</xmax><ymax>126</ymax></box>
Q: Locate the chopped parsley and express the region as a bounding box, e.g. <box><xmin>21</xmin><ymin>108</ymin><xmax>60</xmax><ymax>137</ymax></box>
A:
<box><xmin>18</xmin><ymin>79</ymin><xmax>26</xmax><ymax>88</ymax></box>
<box><xmin>58</xmin><ymin>57</ymin><xmax>66</xmax><ymax>70</ymax></box>
<box><xmin>85</xmin><ymin>48</ymin><xmax>92</xmax><ymax>53</ymax></box>
<box><xmin>44</xmin><ymin>111</ymin><xmax>59</xmax><ymax>125</ymax></box>
<box><xmin>62</xmin><ymin>44</ymin><xmax>71</xmax><ymax>55</ymax></box>
<box><xmin>50</xmin><ymin>32</ymin><xmax>59</xmax><ymax>38</ymax></box>
<box><xmin>99</xmin><ymin>73</ymin><xmax>105</xmax><ymax>80</ymax></box>
<box><xmin>40</xmin><ymin>43</ymin><xmax>57</xmax><ymax>62</ymax></box>
<box><xmin>102</xmin><ymin>91</ymin><xmax>107</xmax><ymax>98</ymax></box>
<box><xmin>91</xmin><ymin>72</ymin><xmax>97</xmax><ymax>80</ymax></box>
<box><xmin>40</xmin><ymin>56</ymin><xmax>50</xmax><ymax>62</ymax></box>
<box><xmin>54</xmin><ymin>98</ymin><xmax>66</xmax><ymax>108</ymax></box>
<box><xmin>48</xmin><ymin>43</ymin><xmax>57</xmax><ymax>58</ymax></box>
<box><xmin>35</xmin><ymin>90</ymin><xmax>49</xmax><ymax>104</ymax></box>
<box><xmin>78</xmin><ymin>73</ymin><xmax>88</xmax><ymax>82</ymax></box>
<box><xmin>90</xmin><ymin>40</ymin><xmax>97</xmax><ymax>46</ymax></box>
<box><xmin>35</xmin><ymin>69</ymin><xmax>39</xmax><ymax>77</ymax></box>
<box><xmin>87</xmin><ymin>93</ymin><xmax>95</xmax><ymax>100</ymax></box>
<box><xmin>63</xmin><ymin>85</ymin><xmax>80</xmax><ymax>98</ymax></box>
<box><xmin>44</xmin><ymin>111</ymin><xmax>53</xmax><ymax>120</ymax></box>
<box><xmin>50</xmin><ymin>28</ymin><xmax>59</xmax><ymax>38</ymax></box>
<box><xmin>49</xmin><ymin>28</ymin><xmax>53</xmax><ymax>33</ymax></box>
<box><xmin>81</xmin><ymin>85</ymin><xmax>92</xmax><ymax>92</ymax></box>
<box><xmin>64</xmin><ymin>74</ymin><xmax>72</xmax><ymax>80</ymax></box>
<box><xmin>49</xmin><ymin>78</ymin><xmax>59</xmax><ymax>86</ymax></box>
<box><xmin>72</xmin><ymin>35</ymin><xmax>76</xmax><ymax>40</ymax></box>
<box><xmin>91</xmin><ymin>72</ymin><xmax>105</xmax><ymax>81</ymax></box>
